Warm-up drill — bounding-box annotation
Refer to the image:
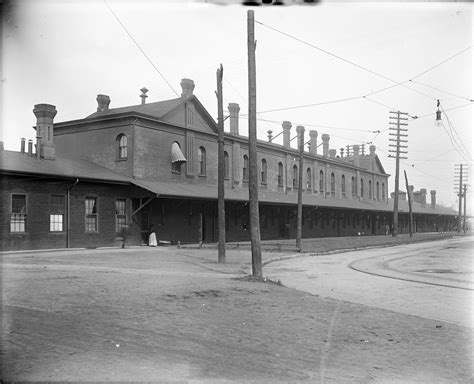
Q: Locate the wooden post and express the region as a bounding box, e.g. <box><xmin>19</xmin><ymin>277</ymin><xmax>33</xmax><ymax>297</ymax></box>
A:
<box><xmin>216</xmin><ymin>64</ymin><xmax>226</xmax><ymax>263</ymax></box>
<box><xmin>296</xmin><ymin>126</ymin><xmax>304</xmax><ymax>252</ymax></box>
<box><xmin>247</xmin><ymin>10</ymin><xmax>262</xmax><ymax>277</ymax></box>
<box><xmin>463</xmin><ymin>184</ymin><xmax>467</xmax><ymax>234</ymax></box>
<box><xmin>458</xmin><ymin>165</ymin><xmax>463</xmax><ymax>233</ymax></box>
<box><xmin>404</xmin><ymin>170</ymin><xmax>413</xmax><ymax>238</ymax></box>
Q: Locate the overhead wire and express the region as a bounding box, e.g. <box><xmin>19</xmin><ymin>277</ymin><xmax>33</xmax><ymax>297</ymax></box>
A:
<box><xmin>103</xmin><ymin>0</ymin><xmax>179</xmax><ymax>98</ymax></box>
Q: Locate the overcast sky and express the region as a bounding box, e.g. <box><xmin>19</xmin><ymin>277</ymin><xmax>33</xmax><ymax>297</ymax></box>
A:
<box><xmin>2</xmin><ymin>0</ymin><xmax>472</xmax><ymax>210</ymax></box>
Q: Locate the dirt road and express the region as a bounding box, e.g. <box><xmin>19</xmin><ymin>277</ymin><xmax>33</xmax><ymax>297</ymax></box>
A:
<box><xmin>1</xmin><ymin>239</ymin><xmax>472</xmax><ymax>383</ymax></box>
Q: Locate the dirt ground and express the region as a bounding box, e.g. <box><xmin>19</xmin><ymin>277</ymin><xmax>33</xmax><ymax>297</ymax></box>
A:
<box><xmin>1</xmin><ymin>235</ymin><xmax>473</xmax><ymax>383</ymax></box>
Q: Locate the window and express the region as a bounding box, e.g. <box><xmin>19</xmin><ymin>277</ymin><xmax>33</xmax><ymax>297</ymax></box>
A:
<box><xmin>243</xmin><ymin>155</ymin><xmax>249</xmax><ymax>181</ymax></box>
<box><xmin>85</xmin><ymin>197</ymin><xmax>98</xmax><ymax>232</ymax></box>
<box><xmin>351</xmin><ymin>177</ymin><xmax>356</xmax><ymax>196</ymax></box>
<box><xmin>330</xmin><ymin>173</ymin><xmax>335</xmax><ymax>196</ymax></box>
<box><xmin>115</xmin><ymin>199</ymin><xmax>127</xmax><ymax>232</ymax></box>
<box><xmin>11</xmin><ymin>194</ymin><xmax>26</xmax><ymax>232</ymax></box>
<box><xmin>369</xmin><ymin>180</ymin><xmax>372</xmax><ymax>199</ymax></box>
<box><xmin>278</xmin><ymin>162</ymin><xmax>284</xmax><ymax>187</ymax></box>
<box><xmin>292</xmin><ymin>165</ymin><xmax>298</xmax><ymax>189</ymax></box>
<box><xmin>198</xmin><ymin>147</ymin><xmax>206</xmax><ymax>175</ymax></box>
<box><xmin>171</xmin><ymin>142</ymin><xmax>186</xmax><ymax>174</ymax></box>
<box><xmin>319</xmin><ymin>170</ymin><xmax>324</xmax><ymax>194</ymax></box>
<box><xmin>382</xmin><ymin>183</ymin><xmax>385</xmax><ymax>200</ymax></box>
<box><xmin>261</xmin><ymin>159</ymin><xmax>267</xmax><ymax>185</ymax></box>
<box><xmin>376</xmin><ymin>182</ymin><xmax>380</xmax><ymax>200</ymax></box>
<box><xmin>306</xmin><ymin>168</ymin><xmax>312</xmax><ymax>190</ymax></box>
<box><xmin>224</xmin><ymin>151</ymin><xmax>229</xmax><ymax>179</ymax></box>
<box><xmin>117</xmin><ymin>134</ymin><xmax>128</xmax><ymax>159</ymax></box>
<box><xmin>360</xmin><ymin>178</ymin><xmax>364</xmax><ymax>197</ymax></box>
<box><xmin>50</xmin><ymin>195</ymin><xmax>65</xmax><ymax>232</ymax></box>
<box><xmin>341</xmin><ymin>175</ymin><xmax>346</xmax><ymax>197</ymax></box>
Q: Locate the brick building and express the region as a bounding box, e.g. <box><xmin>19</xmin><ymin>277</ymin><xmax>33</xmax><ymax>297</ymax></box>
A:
<box><xmin>0</xmin><ymin>79</ymin><xmax>457</xmax><ymax>251</ymax></box>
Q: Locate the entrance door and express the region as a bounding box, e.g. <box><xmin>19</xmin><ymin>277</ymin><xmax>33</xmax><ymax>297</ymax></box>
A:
<box><xmin>141</xmin><ymin>210</ymin><xmax>150</xmax><ymax>245</ymax></box>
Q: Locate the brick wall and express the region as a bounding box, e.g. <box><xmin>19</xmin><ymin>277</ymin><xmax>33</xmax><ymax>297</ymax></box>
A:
<box><xmin>0</xmin><ymin>176</ymin><xmax>148</xmax><ymax>251</ymax></box>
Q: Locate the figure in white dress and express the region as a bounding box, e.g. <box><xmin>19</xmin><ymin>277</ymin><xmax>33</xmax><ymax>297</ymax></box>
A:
<box><xmin>148</xmin><ymin>225</ymin><xmax>157</xmax><ymax>247</ymax></box>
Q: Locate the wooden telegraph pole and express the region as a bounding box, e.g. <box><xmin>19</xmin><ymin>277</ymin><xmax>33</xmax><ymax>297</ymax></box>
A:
<box><xmin>216</xmin><ymin>64</ymin><xmax>226</xmax><ymax>263</ymax></box>
<box><xmin>404</xmin><ymin>170</ymin><xmax>413</xmax><ymax>238</ymax></box>
<box><xmin>388</xmin><ymin>111</ymin><xmax>408</xmax><ymax>237</ymax></box>
<box><xmin>247</xmin><ymin>10</ymin><xmax>262</xmax><ymax>277</ymax></box>
<box><xmin>463</xmin><ymin>184</ymin><xmax>468</xmax><ymax>233</ymax></box>
<box><xmin>296</xmin><ymin>126</ymin><xmax>304</xmax><ymax>252</ymax></box>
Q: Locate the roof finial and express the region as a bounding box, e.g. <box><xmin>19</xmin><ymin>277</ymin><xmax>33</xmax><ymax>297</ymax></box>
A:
<box><xmin>140</xmin><ymin>87</ymin><xmax>149</xmax><ymax>105</ymax></box>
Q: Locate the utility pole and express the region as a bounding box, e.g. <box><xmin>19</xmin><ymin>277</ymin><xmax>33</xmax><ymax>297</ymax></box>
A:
<box><xmin>216</xmin><ymin>64</ymin><xmax>225</xmax><ymax>263</ymax></box>
<box><xmin>454</xmin><ymin>164</ymin><xmax>468</xmax><ymax>233</ymax></box>
<box><xmin>388</xmin><ymin>111</ymin><xmax>408</xmax><ymax>237</ymax></box>
<box><xmin>404</xmin><ymin>170</ymin><xmax>413</xmax><ymax>238</ymax></box>
<box><xmin>247</xmin><ymin>10</ymin><xmax>262</xmax><ymax>277</ymax></box>
<box><xmin>296</xmin><ymin>125</ymin><xmax>305</xmax><ymax>252</ymax></box>
<box><xmin>463</xmin><ymin>184</ymin><xmax>468</xmax><ymax>233</ymax></box>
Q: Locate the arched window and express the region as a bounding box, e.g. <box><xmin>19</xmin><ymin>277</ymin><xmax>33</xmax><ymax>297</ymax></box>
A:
<box><xmin>261</xmin><ymin>159</ymin><xmax>267</xmax><ymax>185</ymax></box>
<box><xmin>382</xmin><ymin>183</ymin><xmax>385</xmax><ymax>200</ymax></box>
<box><xmin>171</xmin><ymin>142</ymin><xmax>186</xmax><ymax>174</ymax></box>
<box><xmin>330</xmin><ymin>172</ymin><xmax>335</xmax><ymax>196</ymax></box>
<box><xmin>117</xmin><ymin>134</ymin><xmax>127</xmax><ymax>159</ymax></box>
<box><xmin>243</xmin><ymin>155</ymin><xmax>249</xmax><ymax>181</ymax></box>
<box><xmin>198</xmin><ymin>147</ymin><xmax>206</xmax><ymax>175</ymax></box>
<box><xmin>341</xmin><ymin>175</ymin><xmax>346</xmax><ymax>197</ymax></box>
<box><xmin>306</xmin><ymin>168</ymin><xmax>312</xmax><ymax>190</ymax></box>
<box><xmin>278</xmin><ymin>162</ymin><xmax>284</xmax><ymax>187</ymax></box>
<box><xmin>292</xmin><ymin>165</ymin><xmax>298</xmax><ymax>189</ymax></box>
<box><xmin>360</xmin><ymin>178</ymin><xmax>364</xmax><ymax>197</ymax></box>
<box><xmin>351</xmin><ymin>176</ymin><xmax>356</xmax><ymax>196</ymax></box>
<box><xmin>376</xmin><ymin>182</ymin><xmax>380</xmax><ymax>200</ymax></box>
<box><xmin>369</xmin><ymin>180</ymin><xmax>372</xmax><ymax>199</ymax></box>
<box><xmin>224</xmin><ymin>151</ymin><xmax>229</xmax><ymax>179</ymax></box>
<box><xmin>319</xmin><ymin>170</ymin><xmax>324</xmax><ymax>193</ymax></box>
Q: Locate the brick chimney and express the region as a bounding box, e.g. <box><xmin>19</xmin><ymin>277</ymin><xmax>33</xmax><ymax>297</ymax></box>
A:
<box><xmin>321</xmin><ymin>134</ymin><xmax>330</xmax><ymax>157</ymax></box>
<box><xmin>353</xmin><ymin>144</ymin><xmax>360</xmax><ymax>166</ymax></box>
<box><xmin>369</xmin><ymin>145</ymin><xmax>376</xmax><ymax>156</ymax></box>
<box><xmin>180</xmin><ymin>78</ymin><xmax>195</xmax><ymax>99</ymax></box>
<box><xmin>282</xmin><ymin>121</ymin><xmax>292</xmax><ymax>149</ymax></box>
<box><xmin>96</xmin><ymin>95</ymin><xmax>110</xmax><ymax>112</ymax></box>
<box><xmin>329</xmin><ymin>149</ymin><xmax>336</xmax><ymax>158</ymax></box>
<box><xmin>430</xmin><ymin>190</ymin><xmax>436</xmax><ymax>208</ymax></box>
<box><xmin>309</xmin><ymin>130</ymin><xmax>318</xmax><ymax>155</ymax></box>
<box><xmin>420</xmin><ymin>188</ymin><xmax>427</xmax><ymax>207</ymax></box>
<box><xmin>228</xmin><ymin>103</ymin><xmax>240</xmax><ymax>135</ymax></box>
<box><xmin>296</xmin><ymin>125</ymin><xmax>305</xmax><ymax>151</ymax></box>
<box><xmin>20</xmin><ymin>138</ymin><xmax>26</xmax><ymax>154</ymax></box>
<box><xmin>33</xmin><ymin>104</ymin><xmax>57</xmax><ymax>160</ymax></box>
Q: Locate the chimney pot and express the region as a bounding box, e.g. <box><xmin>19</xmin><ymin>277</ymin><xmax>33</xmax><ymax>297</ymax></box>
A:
<box><xmin>27</xmin><ymin>140</ymin><xmax>33</xmax><ymax>156</ymax></box>
<box><xmin>0</xmin><ymin>141</ymin><xmax>4</xmax><ymax>151</ymax></box>
<box><xmin>228</xmin><ymin>103</ymin><xmax>240</xmax><ymax>135</ymax></box>
<box><xmin>21</xmin><ymin>138</ymin><xmax>26</xmax><ymax>154</ymax></box>
<box><xmin>321</xmin><ymin>134</ymin><xmax>330</xmax><ymax>157</ymax></box>
<box><xmin>267</xmin><ymin>130</ymin><xmax>273</xmax><ymax>142</ymax></box>
<box><xmin>309</xmin><ymin>130</ymin><xmax>318</xmax><ymax>155</ymax></box>
<box><xmin>282</xmin><ymin>121</ymin><xmax>292</xmax><ymax>149</ymax></box>
<box><xmin>33</xmin><ymin>103</ymin><xmax>57</xmax><ymax>160</ymax></box>
<box><xmin>96</xmin><ymin>94</ymin><xmax>110</xmax><ymax>112</ymax></box>
<box><xmin>180</xmin><ymin>78</ymin><xmax>195</xmax><ymax>99</ymax></box>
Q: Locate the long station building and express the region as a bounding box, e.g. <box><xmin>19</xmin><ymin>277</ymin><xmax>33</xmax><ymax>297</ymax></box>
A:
<box><xmin>0</xmin><ymin>79</ymin><xmax>457</xmax><ymax>251</ymax></box>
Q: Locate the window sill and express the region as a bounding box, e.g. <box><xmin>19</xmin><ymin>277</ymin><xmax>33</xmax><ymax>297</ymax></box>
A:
<box><xmin>116</xmin><ymin>158</ymin><xmax>128</xmax><ymax>162</ymax></box>
<box><xmin>198</xmin><ymin>174</ymin><xmax>207</xmax><ymax>178</ymax></box>
<box><xmin>85</xmin><ymin>231</ymin><xmax>100</xmax><ymax>234</ymax></box>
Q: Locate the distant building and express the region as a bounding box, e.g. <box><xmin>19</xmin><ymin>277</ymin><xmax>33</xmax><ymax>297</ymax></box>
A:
<box><xmin>0</xmin><ymin>79</ymin><xmax>458</xmax><ymax>251</ymax></box>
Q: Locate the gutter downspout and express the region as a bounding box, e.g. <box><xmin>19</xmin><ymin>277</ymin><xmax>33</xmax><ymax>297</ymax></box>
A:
<box><xmin>66</xmin><ymin>178</ymin><xmax>80</xmax><ymax>248</ymax></box>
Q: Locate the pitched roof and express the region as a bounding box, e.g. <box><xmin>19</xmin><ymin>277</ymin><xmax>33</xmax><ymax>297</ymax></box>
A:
<box><xmin>86</xmin><ymin>98</ymin><xmax>182</xmax><ymax>120</ymax></box>
<box><xmin>132</xmin><ymin>179</ymin><xmax>456</xmax><ymax>215</ymax></box>
<box><xmin>0</xmin><ymin>150</ymin><xmax>131</xmax><ymax>183</ymax></box>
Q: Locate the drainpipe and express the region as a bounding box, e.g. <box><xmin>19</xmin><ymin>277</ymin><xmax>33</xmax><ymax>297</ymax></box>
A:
<box><xmin>66</xmin><ymin>178</ymin><xmax>79</xmax><ymax>248</ymax></box>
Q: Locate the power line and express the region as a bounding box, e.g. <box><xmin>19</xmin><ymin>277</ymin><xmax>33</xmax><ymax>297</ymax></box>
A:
<box><xmin>410</xmin><ymin>45</ymin><xmax>473</xmax><ymax>81</ymax></box>
<box><xmin>103</xmin><ymin>0</ymin><xmax>179</xmax><ymax>98</ymax></box>
<box><xmin>440</xmin><ymin>105</ymin><xmax>472</xmax><ymax>161</ymax></box>
<box><xmin>409</xmin><ymin>80</ymin><xmax>473</xmax><ymax>102</ymax></box>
